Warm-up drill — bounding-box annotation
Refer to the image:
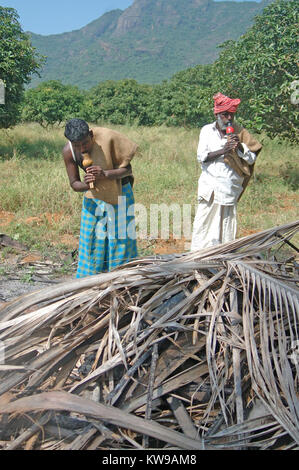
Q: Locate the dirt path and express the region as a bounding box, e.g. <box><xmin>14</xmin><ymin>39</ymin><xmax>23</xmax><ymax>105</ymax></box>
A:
<box><xmin>0</xmin><ymin>275</ymin><xmax>74</xmax><ymax>303</ymax></box>
<box><xmin>0</xmin><ymin>238</ymin><xmax>76</xmax><ymax>303</ymax></box>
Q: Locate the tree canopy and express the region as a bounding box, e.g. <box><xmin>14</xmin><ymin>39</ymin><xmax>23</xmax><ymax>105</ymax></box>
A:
<box><xmin>212</xmin><ymin>0</ymin><xmax>299</xmax><ymax>141</ymax></box>
<box><xmin>84</xmin><ymin>79</ymin><xmax>153</xmax><ymax>126</ymax></box>
<box><xmin>21</xmin><ymin>80</ymin><xmax>86</xmax><ymax>128</ymax></box>
<box><xmin>0</xmin><ymin>7</ymin><xmax>43</xmax><ymax>128</ymax></box>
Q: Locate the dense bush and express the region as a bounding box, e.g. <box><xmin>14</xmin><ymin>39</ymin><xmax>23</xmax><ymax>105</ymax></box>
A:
<box><xmin>145</xmin><ymin>81</ymin><xmax>212</xmax><ymax>127</ymax></box>
<box><xmin>22</xmin><ymin>75</ymin><xmax>213</xmax><ymax>129</ymax></box>
<box><xmin>21</xmin><ymin>80</ymin><xmax>86</xmax><ymax>127</ymax></box>
<box><xmin>84</xmin><ymin>79</ymin><xmax>153</xmax><ymax>126</ymax></box>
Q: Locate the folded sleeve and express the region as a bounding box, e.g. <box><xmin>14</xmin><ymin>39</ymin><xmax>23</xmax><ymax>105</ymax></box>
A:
<box><xmin>237</xmin><ymin>143</ymin><xmax>256</xmax><ymax>165</ymax></box>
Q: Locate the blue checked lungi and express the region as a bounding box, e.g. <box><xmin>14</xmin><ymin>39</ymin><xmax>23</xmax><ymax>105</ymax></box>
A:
<box><xmin>76</xmin><ymin>183</ymin><xmax>138</xmax><ymax>278</ymax></box>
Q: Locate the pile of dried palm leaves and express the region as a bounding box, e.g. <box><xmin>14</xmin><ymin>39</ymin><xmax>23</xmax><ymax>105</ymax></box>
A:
<box><xmin>0</xmin><ymin>221</ymin><xmax>298</xmax><ymax>451</ymax></box>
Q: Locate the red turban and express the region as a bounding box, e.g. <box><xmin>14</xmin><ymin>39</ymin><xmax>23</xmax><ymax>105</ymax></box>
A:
<box><xmin>213</xmin><ymin>92</ymin><xmax>241</xmax><ymax>114</ymax></box>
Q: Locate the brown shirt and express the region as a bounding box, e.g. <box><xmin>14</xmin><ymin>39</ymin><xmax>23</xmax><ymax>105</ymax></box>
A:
<box><xmin>70</xmin><ymin>127</ymin><xmax>138</xmax><ymax>205</ymax></box>
<box><xmin>223</xmin><ymin>122</ymin><xmax>262</xmax><ymax>198</ymax></box>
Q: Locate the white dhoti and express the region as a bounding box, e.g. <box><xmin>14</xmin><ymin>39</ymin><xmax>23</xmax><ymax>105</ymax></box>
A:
<box><xmin>191</xmin><ymin>195</ymin><xmax>237</xmax><ymax>251</ymax></box>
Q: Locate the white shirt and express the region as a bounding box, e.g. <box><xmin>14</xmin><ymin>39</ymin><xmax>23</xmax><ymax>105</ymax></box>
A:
<box><xmin>196</xmin><ymin>122</ymin><xmax>256</xmax><ymax>205</ymax></box>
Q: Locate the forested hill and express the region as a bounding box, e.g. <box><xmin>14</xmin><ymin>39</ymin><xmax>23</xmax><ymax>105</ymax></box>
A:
<box><xmin>29</xmin><ymin>0</ymin><xmax>272</xmax><ymax>89</ymax></box>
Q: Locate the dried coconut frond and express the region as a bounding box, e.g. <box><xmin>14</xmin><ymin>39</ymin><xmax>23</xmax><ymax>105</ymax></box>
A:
<box><xmin>0</xmin><ymin>220</ymin><xmax>298</xmax><ymax>450</ymax></box>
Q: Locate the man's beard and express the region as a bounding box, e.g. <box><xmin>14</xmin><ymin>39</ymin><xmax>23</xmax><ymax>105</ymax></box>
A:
<box><xmin>217</xmin><ymin>115</ymin><xmax>230</xmax><ymax>130</ymax></box>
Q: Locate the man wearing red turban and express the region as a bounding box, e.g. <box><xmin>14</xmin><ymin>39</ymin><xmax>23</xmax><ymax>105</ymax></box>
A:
<box><xmin>213</xmin><ymin>92</ymin><xmax>241</xmax><ymax>114</ymax></box>
<box><xmin>191</xmin><ymin>93</ymin><xmax>262</xmax><ymax>251</ymax></box>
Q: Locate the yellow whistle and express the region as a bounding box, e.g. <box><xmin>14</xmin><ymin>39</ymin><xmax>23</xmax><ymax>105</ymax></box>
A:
<box><xmin>82</xmin><ymin>153</ymin><xmax>94</xmax><ymax>189</ymax></box>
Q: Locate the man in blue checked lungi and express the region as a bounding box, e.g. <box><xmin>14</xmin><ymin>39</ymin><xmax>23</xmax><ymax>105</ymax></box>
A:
<box><xmin>63</xmin><ymin>118</ymin><xmax>138</xmax><ymax>278</ymax></box>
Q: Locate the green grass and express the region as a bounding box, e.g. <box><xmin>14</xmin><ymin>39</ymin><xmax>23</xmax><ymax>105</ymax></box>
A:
<box><xmin>0</xmin><ymin>123</ymin><xmax>298</xmax><ymax>260</ymax></box>
<box><xmin>237</xmin><ymin>136</ymin><xmax>299</xmax><ymax>237</ymax></box>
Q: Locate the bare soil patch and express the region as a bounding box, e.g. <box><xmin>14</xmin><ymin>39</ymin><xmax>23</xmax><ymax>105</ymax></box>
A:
<box><xmin>0</xmin><ymin>234</ymin><xmax>76</xmax><ymax>303</ymax></box>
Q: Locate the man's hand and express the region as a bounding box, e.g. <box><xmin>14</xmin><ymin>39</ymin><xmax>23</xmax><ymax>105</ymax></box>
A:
<box><xmin>223</xmin><ymin>139</ymin><xmax>237</xmax><ymax>155</ymax></box>
<box><xmin>85</xmin><ymin>165</ymin><xmax>107</xmax><ymax>184</ymax></box>
<box><xmin>206</xmin><ymin>135</ymin><xmax>243</xmax><ymax>162</ymax></box>
<box><xmin>226</xmin><ymin>134</ymin><xmax>243</xmax><ymax>153</ymax></box>
<box><xmin>84</xmin><ymin>164</ymin><xmax>132</xmax><ymax>185</ymax></box>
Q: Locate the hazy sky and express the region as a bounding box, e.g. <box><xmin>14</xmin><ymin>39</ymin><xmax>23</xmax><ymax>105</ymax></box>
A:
<box><xmin>0</xmin><ymin>0</ymin><xmax>134</xmax><ymax>35</ymax></box>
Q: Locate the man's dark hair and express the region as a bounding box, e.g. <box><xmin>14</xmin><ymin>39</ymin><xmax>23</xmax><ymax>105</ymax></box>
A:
<box><xmin>64</xmin><ymin>118</ymin><xmax>90</xmax><ymax>141</ymax></box>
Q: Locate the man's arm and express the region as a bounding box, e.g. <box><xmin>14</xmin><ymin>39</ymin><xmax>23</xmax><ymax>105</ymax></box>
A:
<box><xmin>86</xmin><ymin>163</ymin><xmax>132</xmax><ymax>182</ymax></box>
<box><xmin>236</xmin><ymin>143</ymin><xmax>256</xmax><ymax>165</ymax></box>
<box><xmin>227</xmin><ymin>134</ymin><xmax>256</xmax><ymax>165</ymax></box>
<box><xmin>204</xmin><ymin>139</ymin><xmax>239</xmax><ymax>162</ymax></box>
<box><xmin>62</xmin><ymin>145</ymin><xmax>89</xmax><ymax>192</ymax></box>
<box><xmin>197</xmin><ymin>125</ymin><xmax>239</xmax><ymax>163</ymax></box>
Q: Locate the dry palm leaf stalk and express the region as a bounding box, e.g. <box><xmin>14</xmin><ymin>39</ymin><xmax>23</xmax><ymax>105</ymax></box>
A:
<box><xmin>0</xmin><ymin>220</ymin><xmax>298</xmax><ymax>450</ymax></box>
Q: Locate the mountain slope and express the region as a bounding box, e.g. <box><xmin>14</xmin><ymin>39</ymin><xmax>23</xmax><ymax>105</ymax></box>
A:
<box><xmin>29</xmin><ymin>0</ymin><xmax>271</xmax><ymax>88</ymax></box>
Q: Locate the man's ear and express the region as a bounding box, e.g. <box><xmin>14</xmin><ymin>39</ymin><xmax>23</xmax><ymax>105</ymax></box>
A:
<box><xmin>89</xmin><ymin>130</ymin><xmax>93</xmax><ymax>139</ymax></box>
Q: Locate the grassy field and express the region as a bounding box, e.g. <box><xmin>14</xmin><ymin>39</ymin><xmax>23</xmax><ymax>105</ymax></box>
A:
<box><xmin>0</xmin><ymin>122</ymin><xmax>298</xmax><ymax>266</ymax></box>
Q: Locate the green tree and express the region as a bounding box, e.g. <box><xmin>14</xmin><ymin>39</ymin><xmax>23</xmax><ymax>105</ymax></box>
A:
<box><xmin>85</xmin><ymin>79</ymin><xmax>152</xmax><ymax>125</ymax></box>
<box><xmin>144</xmin><ymin>65</ymin><xmax>213</xmax><ymax>127</ymax></box>
<box><xmin>212</xmin><ymin>0</ymin><xmax>299</xmax><ymax>141</ymax></box>
<box><xmin>171</xmin><ymin>64</ymin><xmax>214</xmax><ymax>88</ymax></box>
<box><xmin>21</xmin><ymin>80</ymin><xmax>86</xmax><ymax>127</ymax></box>
<box><xmin>0</xmin><ymin>7</ymin><xmax>43</xmax><ymax>128</ymax></box>
<box><xmin>146</xmin><ymin>81</ymin><xmax>212</xmax><ymax>128</ymax></box>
